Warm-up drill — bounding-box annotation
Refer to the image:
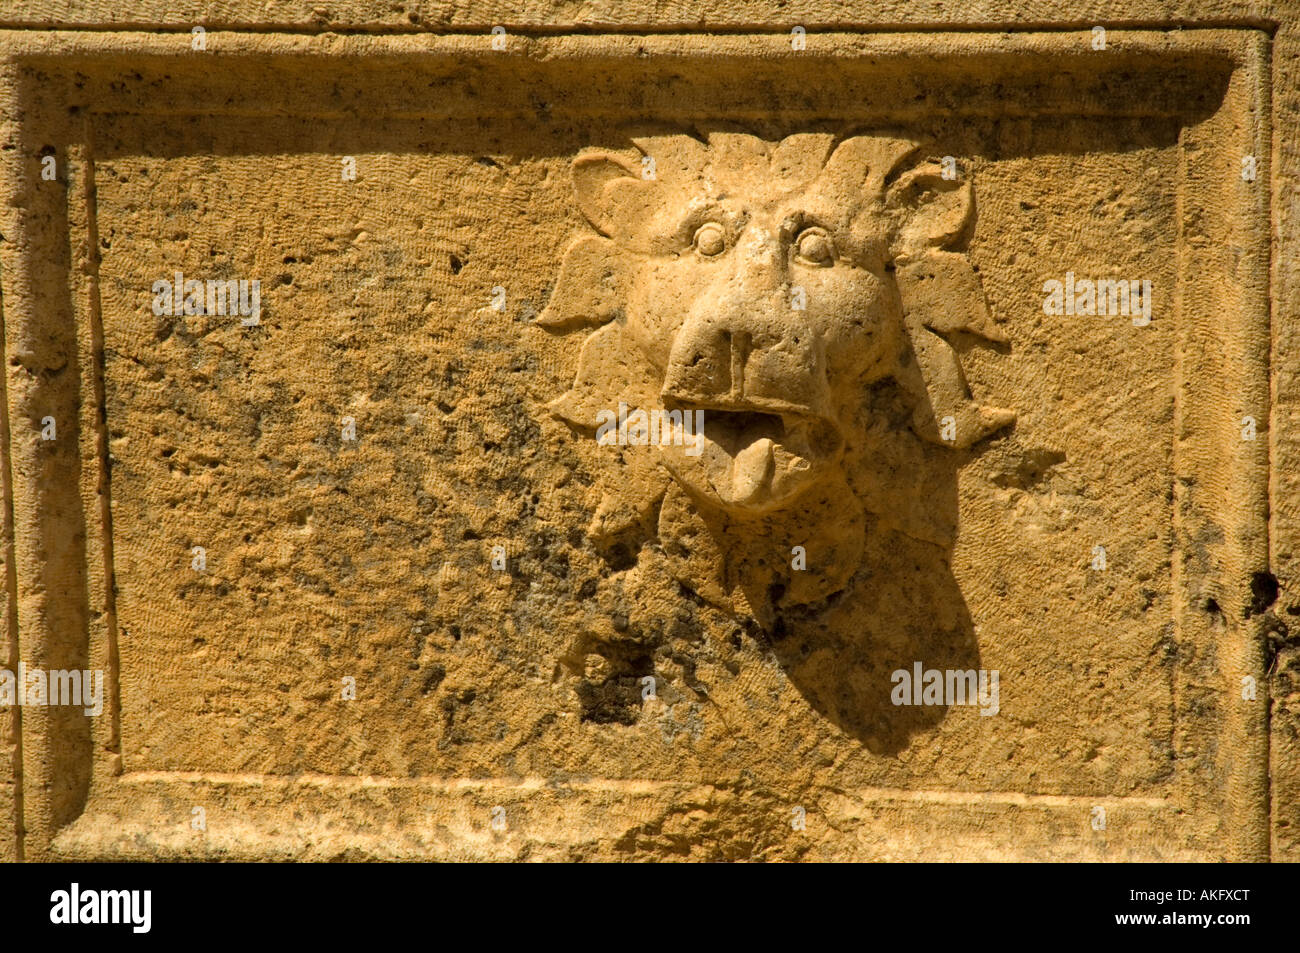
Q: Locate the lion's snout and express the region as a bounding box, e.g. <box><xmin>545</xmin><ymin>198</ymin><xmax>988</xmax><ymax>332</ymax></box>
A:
<box><xmin>655</xmin><ymin>293</ymin><xmax>843</xmax><ymax>514</ymax></box>
<box><xmin>660</xmin><ymin>306</ymin><xmax>833</xmax><ymax>422</ymax></box>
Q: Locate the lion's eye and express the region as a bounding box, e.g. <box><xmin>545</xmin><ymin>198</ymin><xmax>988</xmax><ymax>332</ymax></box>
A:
<box><xmin>795</xmin><ymin>227</ymin><xmax>835</xmax><ymax>266</ymax></box>
<box><xmin>693</xmin><ymin>222</ymin><xmax>727</xmax><ymax>257</ymax></box>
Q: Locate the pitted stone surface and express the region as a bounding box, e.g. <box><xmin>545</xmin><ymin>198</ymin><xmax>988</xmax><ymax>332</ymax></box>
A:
<box><xmin>0</xmin><ymin>14</ymin><xmax>1293</xmax><ymax>862</ymax></box>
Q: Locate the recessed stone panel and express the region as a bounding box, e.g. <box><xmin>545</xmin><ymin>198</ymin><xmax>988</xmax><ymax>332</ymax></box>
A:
<box><xmin>0</xmin><ymin>27</ymin><xmax>1279</xmax><ymax>860</ymax></box>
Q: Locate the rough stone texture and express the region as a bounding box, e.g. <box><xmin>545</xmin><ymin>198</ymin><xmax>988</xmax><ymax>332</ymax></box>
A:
<box><xmin>0</xmin><ymin>2</ymin><xmax>1295</xmax><ymax>861</ymax></box>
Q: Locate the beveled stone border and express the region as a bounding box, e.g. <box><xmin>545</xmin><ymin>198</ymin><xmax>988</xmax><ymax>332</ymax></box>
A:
<box><xmin>0</xmin><ymin>27</ymin><xmax>1273</xmax><ymax>860</ymax></box>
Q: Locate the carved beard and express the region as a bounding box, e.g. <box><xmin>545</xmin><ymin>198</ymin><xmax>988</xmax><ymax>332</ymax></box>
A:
<box><xmin>656</xmin><ymin>473</ymin><xmax>865</xmax><ymax>630</ymax></box>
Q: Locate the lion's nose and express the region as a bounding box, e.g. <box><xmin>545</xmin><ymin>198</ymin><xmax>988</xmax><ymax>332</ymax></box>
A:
<box><xmin>661</xmin><ymin>308</ymin><xmax>830</xmax><ymax>416</ymax></box>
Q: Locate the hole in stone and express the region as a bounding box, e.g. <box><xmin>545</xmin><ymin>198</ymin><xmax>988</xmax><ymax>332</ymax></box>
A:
<box><xmin>1247</xmin><ymin>571</ymin><xmax>1279</xmax><ymax>617</ymax></box>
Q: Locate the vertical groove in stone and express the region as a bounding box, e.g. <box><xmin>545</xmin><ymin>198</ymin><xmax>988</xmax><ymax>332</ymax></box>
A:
<box><xmin>0</xmin><ymin>58</ymin><xmax>26</xmax><ymax>865</ymax></box>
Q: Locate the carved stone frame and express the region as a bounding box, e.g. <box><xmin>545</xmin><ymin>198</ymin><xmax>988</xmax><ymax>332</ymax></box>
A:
<box><xmin>0</xmin><ymin>28</ymin><xmax>1272</xmax><ymax>860</ymax></box>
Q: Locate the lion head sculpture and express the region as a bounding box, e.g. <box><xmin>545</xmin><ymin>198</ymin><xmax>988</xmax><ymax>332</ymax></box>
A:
<box><xmin>541</xmin><ymin>130</ymin><xmax>1013</xmax><ymax>629</ymax></box>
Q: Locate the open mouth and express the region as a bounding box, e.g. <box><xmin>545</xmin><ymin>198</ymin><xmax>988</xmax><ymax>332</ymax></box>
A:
<box><xmin>684</xmin><ymin>405</ymin><xmax>840</xmax><ymax>455</ymax></box>
<box><xmin>660</xmin><ymin>402</ymin><xmax>842</xmax><ymax>510</ymax></box>
<box><xmin>703</xmin><ymin>409</ymin><xmax>785</xmax><ymax>447</ymax></box>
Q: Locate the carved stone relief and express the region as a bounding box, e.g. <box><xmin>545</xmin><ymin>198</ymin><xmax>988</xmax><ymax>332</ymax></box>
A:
<box><xmin>544</xmin><ymin>131</ymin><xmax>1014</xmax><ymax>629</ymax></box>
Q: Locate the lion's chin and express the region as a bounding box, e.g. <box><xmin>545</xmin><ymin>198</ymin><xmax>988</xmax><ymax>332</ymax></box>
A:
<box><xmin>657</xmin><ymin>408</ymin><xmax>838</xmax><ymax>516</ymax></box>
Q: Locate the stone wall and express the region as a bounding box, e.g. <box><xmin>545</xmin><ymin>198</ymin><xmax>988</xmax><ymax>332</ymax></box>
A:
<box><xmin>0</xmin><ymin>1</ymin><xmax>1296</xmax><ymax>861</ymax></box>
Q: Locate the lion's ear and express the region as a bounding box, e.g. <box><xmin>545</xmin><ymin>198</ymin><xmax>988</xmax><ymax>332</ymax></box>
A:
<box><xmin>885</xmin><ymin>161</ymin><xmax>975</xmax><ymax>262</ymax></box>
<box><xmin>572</xmin><ymin>152</ymin><xmax>643</xmax><ymax>237</ymax></box>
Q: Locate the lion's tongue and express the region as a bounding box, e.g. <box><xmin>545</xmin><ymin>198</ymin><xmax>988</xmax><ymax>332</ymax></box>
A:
<box><xmin>723</xmin><ymin>437</ymin><xmax>775</xmax><ymax>505</ymax></box>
